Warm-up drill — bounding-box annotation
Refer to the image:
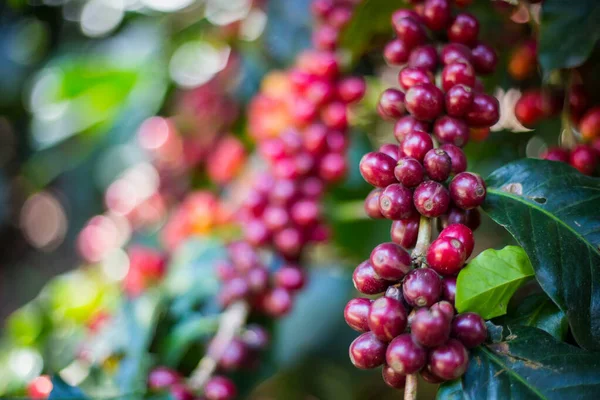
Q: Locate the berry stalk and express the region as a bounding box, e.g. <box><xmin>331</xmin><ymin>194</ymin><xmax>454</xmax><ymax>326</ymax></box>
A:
<box><xmin>411</xmin><ymin>215</ymin><xmax>432</xmax><ymax>265</ymax></box>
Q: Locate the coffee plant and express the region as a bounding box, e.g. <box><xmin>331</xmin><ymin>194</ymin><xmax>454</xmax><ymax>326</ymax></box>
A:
<box><xmin>1</xmin><ymin>0</ymin><xmax>600</xmax><ymax>399</ymax></box>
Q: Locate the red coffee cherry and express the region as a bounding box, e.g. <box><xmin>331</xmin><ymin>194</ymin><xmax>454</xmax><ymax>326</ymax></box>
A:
<box><xmin>441</xmin><ymin>276</ymin><xmax>457</xmax><ymax>304</ymax></box>
<box><xmin>434</xmin><ymin>116</ymin><xmax>470</xmax><ymax>147</ymax></box>
<box><xmin>365</xmin><ymin>188</ymin><xmax>385</xmax><ymax>219</ymax></box>
<box><xmin>353</xmin><ymin>260</ymin><xmax>390</xmax><ymax>295</ymax></box>
<box><xmin>401</xmin><ymin>130</ymin><xmax>434</xmax><ymax>162</ymax></box>
<box><xmin>349</xmin><ymin>332</ymin><xmax>388</xmax><ymax>369</ymax></box>
<box><xmin>440</xmin><ymin>144</ymin><xmax>468</xmax><ymax>174</ymax></box>
<box><xmin>204</xmin><ymin>376</ymin><xmax>237</xmax><ymax>400</ymax></box>
<box><xmin>423</xmin><ymin>148</ymin><xmax>452</xmax><ymax>182</ymax></box>
<box><xmin>386</xmin><ymin>333</ymin><xmax>428</xmax><ymax>374</ymax></box>
<box><xmin>451</xmin><ymin>312</ymin><xmax>487</xmax><ymax>348</ymax></box>
<box><xmin>449</xmin><ymin>172</ymin><xmax>487</xmax><ymax>209</ymax></box>
<box><xmin>402</xmin><ymin>268</ymin><xmax>442</xmax><ymax>307</ymax></box>
<box><xmin>368</xmin><ymin>296</ymin><xmax>408</xmax><ymax>341</ymax></box>
<box><xmin>379</xmin><ymin>183</ymin><xmax>417</xmax><ymax>220</ymax></box>
<box><xmin>427</xmin><ymin>237</ymin><xmax>467</xmax><ymax>276</ymax></box>
<box><xmin>439</xmin><ymin>223</ymin><xmax>475</xmax><ymax>257</ymax></box>
<box><xmin>394</xmin><ymin>116</ymin><xmax>430</xmax><ymax>143</ymax></box>
<box><xmin>413</xmin><ymin>181</ymin><xmax>451</xmax><ymax>217</ymax></box>
<box><xmin>390</xmin><ymin>215</ymin><xmax>420</xmax><ymax>248</ymax></box>
<box><xmin>408</xmin><ymin>45</ymin><xmax>439</xmax><ymax>72</ymax></box>
<box><xmin>379</xmin><ymin>143</ymin><xmax>402</xmax><ymax>161</ymax></box>
<box><xmin>465</xmin><ymin>93</ymin><xmax>500</xmax><ymax>127</ymax></box>
<box><xmin>385</xmin><ymin>39</ymin><xmax>411</xmax><ymax>65</ymax></box>
<box><xmin>428</xmin><ymin>339</ymin><xmax>469</xmax><ymax>380</ymax></box>
<box><xmin>405</xmin><ymin>83</ymin><xmax>445</xmax><ymax>121</ymax></box>
<box><xmin>422</xmin><ymin>0</ymin><xmax>451</xmax><ymax>31</ymax></box>
<box><xmin>370</xmin><ymin>242</ymin><xmax>413</xmax><ymax>281</ymax></box>
<box><xmin>442</xmin><ymin>62</ymin><xmax>476</xmax><ymax>92</ymax></box>
<box><xmin>541</xmin><ymin>147</ymin><xmax>570</xmax><ymax>163</ymax></box>
<box><xmin>410</xmin><ymin>307</ymin><xmax>452</xmax><ymax>347</ymax></box>
<box><xmin>392</xmin><ymin>16</ymin><xmax>427</xmax><ymax>49</ymax></box>
<box><xmin>378</xmin><ymin>88</ymin><xmax>406</xmax><ymax>119</ymax></box>
<box><xmin>440</xmin><ymin>43</ymin><xmax>472</xmax><ymax>65</ymax></box>
<box><xmin>344</xmin><ymin>298</ymin><xmax>372</xmax><ymax>332</ymax></box>
<box><xmin>471</xmin><ymin>43</ymin><xmax>497</xmax><ymax>74</ymax></box>
<box><xmin>579</xmin><ymin>106</ymin><xmax>600</xmax><ymax>141</ymax></box>
<box><xmin>570</xmin><ymin>144</ymin><xmax>598</xmax><ymax>175</ymax></box>
<box><xmin>445</xmin><ymin>84</ymin><xmax>474</xmax><ymax>117</ymax></box>
<box><xmin>399</xmin><ymin>67</ymin><xmax>434</xmax><ymax>90</ymax></box>
<box><xmin>395</xmin><ymin>157</ymin><xmax>425</xmax><ymax>188</ymax></box>
<box><xmin>359</xmin><ymin>152</ymin><xmax>397</xmax><ymax>187</ymax></box>
<box><xmin>382</xmin><ymin>364</ymin><xmax>407</xmax><ymax>389</ymax></box>
<box><xmin>448</xmin><ymin>13</ymin><xmax>479</xmax><ymax>45</ymax></box>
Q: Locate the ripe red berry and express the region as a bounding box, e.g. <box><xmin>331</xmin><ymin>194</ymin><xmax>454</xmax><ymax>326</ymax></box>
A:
<box><xmin>422</xmin><ymin>0</ymin><xmax>451</xmax><ymax>31</ymax></box>
<box><xmin>440</xmin><ymin>43</ymin><xmax>472</xmax><ymax>65</ymax></box>
<box><xmin>471</xmin><ymin>43</ymin><xmax>497</xmax><ymax>74</ymax></box>
<box><xmin>359</xmin><ymin>152</ymin><xmax>397</xmax><ymax>187</ymax></box>
<box><xmin>261</xmin><ymin>287</ymin><xmax>293</xmax><ymax>317</ymax></box>
<box><xmin>390</xmin><ymin>215</ymin><xmax>420</xmax><ymax>248</ymax></box>
<box><xmin>327</xmin><ymin>5</ymin><xmax>353</xmax><ymax>28</ymax></box>
<box><xmin>379</xmin><ymin>143</ymin><xmax>402</xmax><ymax>161</ymax></box>
<box><xmin>441</xmin><ymin>276</ymin><xmax>457</xmax><ymax>304</ymax></box>
<box><xmin>401</xmin><ymin>131</ymin><xmax>434</xmax><ymax>162</ymax></box>
<box><xmin>570</xmin><ymin>144</ymin><xmax>598</xmax><ymax>175</ymax></box>
<box><xmin>580</xmin><ymin>106</ymin><xmax>600</xmax><ymax>141</ymax></box>
<box><xmin>439</xmin><ymin>223</ymin><xmax>475</xmax><ymax>258</ymax></box>
<box><xmin>353</xmin><ymin>260</ymin><xmax>390</xmax><ymax>295</ymax></box>
<box><xmin>440</xmin><ymin>144</ymin><xmax>468</xmax><ymax>174</ymax></box>
<box><xmin>420</xmin><ymin>366</ymin><xmax>444</xmax><ymax>384</ymax></box>
<box><xmin>365</xmin><ymin>188</ymin><xmax>384</xmax><ymax>218</ymax></box>
<box><xmin>465</xmin><ymin>93</ymin><xmax>500</xmax><ymax>127</ymax></box>
<box><xmin>423</xmin><ymin>148</ymin><xmax>452</xmax><ymax>181</ymax></box>
<box><xmin>395</xmin><ymin>157</ymin><xmax>425</xmax><ymax>187</ymax></box>
<box><xmin>243</xmin><ymin>324</ymin><xmax>270</xmax><ymax>349</ymax></box>
<box><xmin>275</xmin><ymin>265</ymin><xmax>305</xmax><ymax>292</ymax></box>
<box><xmin>442</xmin><ymin>62</ymin><xmax>476</xmax><ymax>92</ymax></box>
<box><xmin>445</xmin><ymin>84</ymin><xmax>474</xmax><ymax>117</ymax></box>
<box><xmin>320</xmin><ymin>152</ymin><xmax>347</xmax><ymax>183</ymax></box>
<box><xmin>370</xmin><ymin>242</ymin><xmax>412</xmax><ymax>281</ymax></box>
<box><xmin>219</xmin><ymin>338</ymin><xmax>250</xmax><ymax>371</ymax></box>
<box><xmin>434</xmin><ymin>116</ymin><xmax>470</xmax><ymax>148</ymax></box>
<box><xmin>410</xmin><ymin>307</ymin><xmax>452</xmax><ymax>347</ymax></box>
<box><xmin>392</xmin><ymin>17</ymin><xmax>427</xmax><ymax>49</ymax></box>
<box><xmin>449</xmin><ymin>172</ymin><xmax>487</xmax><ymax>209</ymax></box>
<box><xmin>291</xmin><ymin>199</ymin><xmax>319</xmax><ymax>226</ymax></box>
<box><xmin>246</xmin><ymin>267</ymin><xmax>269</xmax><ymax>293</ymax></box>
<box><xmin>541</xmin><ymin>147</ymin><xmax>570</xmax><ymax>163</ymax></box>
<box><xmin>171</xmin><ymin>385</ymin><xmax>195</xmax><ymax>400</ymax></box>
<box><xmin>148</xmin><ymin>367</ymin><xmax>180</xmax><ymax>390</ymax></box>
<box><xmin>430</xmin><ymin>300</ymin><xmax>455</xmax><ymax>321</ymax></box>
<box><xmin>263</xmin><ymin>205</ymin><xmax>289</xmax><ymax>232</ymax></box>
<box><xmin>378</xmin><ymin>88</ymin><xmax>406</xmax><ymax>120</ymax></box>
<box><xmin>391</xmin><ymin>9</ymin><xmax>423</xmax><ymax>25</ymax></box>
<box><xmin>344</xmin><ymin>298</ymin><xmax>372</xmax><ymax>332</ymax></box>
<box><xmin>515</xmin><ymin>90</ymin><xmax>547</xmax><ymax>127</ymax></box>
<box><xmin>413</xmin><ymin>181</ymin><xmax>450</xmax><ymax>217</ymax></box>
<box><xmin>398</xmin><ymin>67</ymin><xmax>434</xmax><ymax>90</ymax></box>
<box><xmin>440</xmin><ymin>206</ymin><xmax>481</xmax><ymax>231</ymax></box>
<box><xmin>385</xmin><ymin>39</ymin><xmax>411</xmax><ymax>65</ymax></box>
<box><xmin>338</xmin><ymin>77</ymin><xmax>366</xmax><ymax>104</ymax></box>
<box><xmin>452</xmin><ymin>312</ymin><xmax>487</xmax><ymax>348</ymax></box>
<box><xmin>408</xmin><ymin>45</ymin><xmax>439</xmax><ymax>72</ymax></box>
<box><xmin>349</xmin><ymin>332</ymin><xmax>387</xmax><ymax>369</ymax></box>
<box><xmin>382</xmin><ymin>364</ymin><xmax>407</xmax><ymax>389</ymax></box>
<box><xmin>427</xmin><ymin>237</ymin><xmax>466</xmax><ymax>275</ymax></box>
<box><xmin>204</xmin><ymin>376</ymin><xmax>237</xmax><ymax>400</ymax></box>
<box><xmin>394</xmin><ymin>116</ymin><xmax>430</xmax><ymax>143</ymax></box>
<box><xmin>379</xmin><ymin>183</ymin><xmax>416</xmax><ymax>220</ymax></box>
<box><xmin>402</xmin><ymin>268</ymin><xmax>442</xmax><ymax>307</ymax></box>
<box><xmin>386</xmin><ymin>333</ymin><xmax>427</xmax><ymax>374</ymax></box>
<box><xmin>405</xmin><ymin>83</ymin><xmax>444</xmax><ymax>121</ymax></box>
<box><xmin>428</xmin><ymin>339</ymin><xmax>469</xmax><ymax>380</ymax></box>
<box><xmin>448</xmin><ymin>13</ymin><xmax>479</xmax><ymax>45</ymax></box>
<box><xmin>368</xmin><ymin>297</ymin><xmax>408</xmax><ymax>341</ymax></box>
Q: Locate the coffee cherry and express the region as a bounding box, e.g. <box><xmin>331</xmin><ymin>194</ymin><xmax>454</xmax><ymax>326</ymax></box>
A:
<box><xmin>274</xmin><ymin>226</ymin><xmax>304</xmax><ymax>258</ymax></box>
<box><xmin>394</xmin><ymin>116</ymin><xmax>430</xmax><ymax>143</ymax></box>
<box><xmin>275</xmin><ymin>265</ymin><xmax>305</xmax><ymax>292</ymax></box>
<box><xmin>541</xmin><ymin>147</ymin><xmax>570</xmax><ymax>163</ymax></box>
<box><xmin>471</xmin><ymin>43</ymin><xmax>497</xmax><ymax>74</ymax></box>
<box><xmin>449</xmin><ymin>172</ymin><xmax>487</xmax><ymax>209</ymax></box>
<box><xmin>390</xmin><ymin>215</ymin><xmax>420</xmax><ymax>248</ymax></box>
<box><xmin>370</xmin><ymin>242</ymin><xmax>412</xmax><ymax>281</ymax></box>
<box><xmin>570</xmin><ymin>145</ymin><xmax>598</xmax><ymax>175</ymax></box>
<box><xmin>338</xmin><ymin>77</ymin><xmax>366</xmax><ymax>103</ymax></box>
<box><xmin>430</xmin><ymin>300</ymin><xmax>455</xmax><ymax>321</ymax></box>
<box><xmin>382</xmin><ymin>364</ymin><xmax>407</xmax><ymax>389</ymax></box>
<box><xmin>440</xmin><ymin>43</ymin><xmax>472</xmax><ymax>65</ymax></box>
<box><xmin>439</xmin><ymin>223</ymin><xmax>474</xmax><ymax>257</ymax></box>
<box><xmin>465</xmin><ymin>93</ymin><xmax>500</xmax><ymax>127</ymax></box>
<box><xmin>204</xmin><ymin>376</ymin><xmax>237</xmax><ymax>400</ymax></box>
<box><xmin>405</xmin><ymin>83</ymin><xmax>444</xmax><ymax>121</ymax></box>
<box><xmin>428</xmin><ymin>339</ymin><xmax>469</xmax><ymax>380</ymax></box>
<box><xmin>386</xmin><ymin>333</ymin><xmax>427</xmax><ymax>374</ymax></box>
<box><xmin>452</xmin><ymin>312</ymin><xmax>487</xmax><ymax>348</ymax></box>
<box><xmin>413</xmin><ymin>181</ymin><xmax>450</xmax><ymax>217</ymax></box>
<box><xmin>270</xmin><ymin>179</ymin><xmax>299</xmax><ymax>206</ymax></box>
<box><xmin>508</xmin><ymin>39</ymin><xmax>537</xmax><ymax>81</ymax></box>
<box><xmin>353</xmin><ymin>260</ymin><xmax>390</xmax><ymax>295</ymax></box>
<box><xmin>360</xmin><ymin>152</ymin><xmax>397</xmax><ymax>187</ymax></box>
<box><xmin>441</xmin><ymin>276</ymin><xmax>457</xmax><ymax>304</ymax></box>
<box><xmin>261</xmin><ymin>287</ymin><xmax>293</xmax><ymax>317</ymax></box>
<box><xmin>263</xmin><ymin>205</ymin><xmax>289</xmax><ymax>232</ymax></box>
<box><xmin>448</xmin><ymin>13</ymin><xmax>479</xmax><ymax>45</ymax></box>
<box><xmin>427</xmin><ymin>237</ymin><xmax>466</xmax><ymax>275</ymax></box>
<box><xmin>514</xmin><ymin>90</ymin><xmax>547</xmax><ymax>127</ymax></box>
<box><xmin>399</xmin><ymin>67</ymin><xmax>434</xmax><ymax>90</ymax></box>
<box><xmin>442</xmin><ymin>62</ymin><xmax>476</xmax><ymax>92</ymax></box>
<box><xmin>392</xmin><ymin>16</ymin><xmax>427</xmax><ymax>49</ymax></box>
<box><xmin>445</xmin><ymin>84</ymin><xmax>474</xmax><ymax>117</ymax></box>
<box><xmin>422</xmin><ymin>0</ymin><xmax>451</xmax><ymax>31</ymax></box>
<box><xmin>401</xmin><ymin>131</ymin><xmax>434</xmax><ymax>162</ymax></box>
<box><xmin>420</xmin><ymin>366</ymin><xmax>444</xmax><ymax>384</ymax></box>
<box><xmin>219</xmin><ymin>277</ymin><xmax>250</xmax><ymax>307</ymax></box>
<box><xmin>378</xmin><ymin>89</ymin><xmax>406</xmax><ymax>120</ymax></box>
<box><xmin>433</xmin><ymin>116</ymin><xmax>470</xmax><ymax>147</ymax></box>
<box><xmin>408</xmin><ymin>45</ymin><xmax>439</xmax><ymax>72</ymax></box>
<box><xmin>291</xmin><ymin>199</ymin><xmax>319</xmax><ymax>227</ymax></box>
<box><xmin>423</xmin><ymin>149</ymin><xmax>452</xmax><ymax>181</ymax></box>
<box><xmin>171</xmin><ymin>385</ymin><xmax>195</xmax><ymax>400</ymax></box>
<box><xmin>243</xmin><ymin>324</ymin><xmax>270</xmax><ymax>350</ymax></box>
<box><xmin>410</xmin><ymin>307</ymin><xmax>452</xmax><ymax>347</ymax></box>
<box><xmin>440</xmin><ymin>144</ymin><xmax>468</xmax><ymax>174</ymax></box>
<box><xmin>219</xmin><ymin>338</ymin><xmax>249</xmax><ymax>370</ymax></box>
<box><xmin>580</xmin><ymin>106</ymin><xmax>600</xmax><ymax>141</ymax></box>
<box><xmin>344</xmin><ymin>298</ymin><xmax>372</xmax><ymax>332</ymax></box>
<box><xmin>385</xmin><ymin>39</ymin><xmax>410</xmax><ymax>65</ymax></box>
<box><xmin>395</xmin><ymin>157</ymin><xmax>425</xmax><ymax>187</ymax></box>
<box><xmin>368</xmin><ymin>297</ymin><xmax>408</xmax><ymax>341</ymax></box>
<box><xmin>246</xmin><ymin>267</ymin><xmax>269</xmax><ymax>293</ymax></box>
<box><xmin>148</xmin><ymin>367</ymin><xmax>180</xmax><ymax>390</ymax></box>
<box><xmin>379</xmin><ymin>143</ymin><xmax>402</xmax><ymax>161</ymax></box>
<box><xmin>320</xmin><ymin>152</ymin><xmax>347</xmax><ymax>183</ymax></box>
<box><xmin>349</xmin><ymin>332</ymin><xmax>387</xmax><ymax>369</ymax></box>
<box><xmin>391</xmin><ymin>9</ymin><xmax>423</xmax><ymax>25</ymax></box>
<box><xmin>402</xmin><ymin>268</ymin><xmax>442</xmax><ymax>307</ymax></box>
<box><xmin>365</xmin><ymin>188</ymin><xmax>385</xmax><ymax>218</ymax></box>
<box><xmin>379</xmin><ymin>183</ymin><xmax>416</xmax><ymax>220</ymax></box>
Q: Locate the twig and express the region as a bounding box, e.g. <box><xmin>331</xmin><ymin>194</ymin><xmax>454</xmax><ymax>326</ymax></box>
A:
<box><xmin>188</xmin><ymin>301</ymin><xmax>250</xmax><ymax>391</ymax></box>
<box><xmin>404</xmin><ymin>373</ymin><xmax>418</xmax><ymax>400</ymax></box>
<box><xmin>411</xmin><ymin>215</ymin><xmax>432</xmax><ymax>266</ymax></box>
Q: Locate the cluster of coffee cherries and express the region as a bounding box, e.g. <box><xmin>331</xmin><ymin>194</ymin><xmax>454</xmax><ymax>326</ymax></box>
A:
<box><xmin>311</xmin><ymin>0</ymin><xmax>362</xmax><ymax>51</ymax></box>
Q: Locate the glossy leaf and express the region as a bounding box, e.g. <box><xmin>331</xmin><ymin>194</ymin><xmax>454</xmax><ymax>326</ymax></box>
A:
<box><xmin>483</xmin><ymin>159</ymin><xmax>600</xmax><ymax>349</ymax></box>
<box><xmin>437</xmin><ymin>326</ymin><xmax>600</xmax><ymax>399</ymax></box>
<box><xmin>504</xmin><ymin>293</ymin><xmax>568</xmax><ymax>340</ymax></box>
<box><xmin>456</xmin><ymin>246</ymin><xmax>534</xmax><ymax>319</ymax></box>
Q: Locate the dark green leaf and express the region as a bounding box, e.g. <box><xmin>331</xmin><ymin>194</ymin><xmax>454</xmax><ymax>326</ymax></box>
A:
<box><xmin>437</xmin><ymin>326</ymin><xmax>600</xmax><ymax>399</ymax></box>
<box><xmin>483</xmin><ymin>159</ymin><xmax>600</xmax><ymax>349</ymax></box>
<box><xmin>504</xmin><ymin>293</ymin><xmax>568</xmax><ymax>340</ymax></box>
<box><xmin>49</xmin><ymin>376</ymin><xmax>88</xmax><ymax>400</ymax></box>
<box><xmin>539</xmin><ymin>0</ymin><xmax>600</xmax><ymax>72</ymax></box>
<box><xmin>456</xmin><ymin>246</ymin><xmax>534</xmax><ymax>319</ymax></box>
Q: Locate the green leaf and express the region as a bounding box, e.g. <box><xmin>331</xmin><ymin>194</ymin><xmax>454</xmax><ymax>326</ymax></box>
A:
<box><xmin>436</xmin><ymin>326</ymin><xmax>600</xmax><ymax>399</ymax></box>
<box><xmin>456</xmin><ymin>246</ymin><xmax>534</xmax><ymax>319</ymax></box>
<box><xmin>483</xmin><ymin>159</ymin><xmax>600</xmax><ymax>350</ymax></box>
<box><xmin>159</xmin><ymin>314</ymin><xmax>219</xmax><ymax>367</ymax></box>
<box><xmin>503</xmin><ymin>293</ymin><xmax>568</xmax><ymax>340</ymax></box>
<box><xmin>539</xmin><ymin>0</ymin><xmax>600</xmax><ymax>73</ymax></box>
<box><xmin>49</xmin><ymin>376</ymin><xmax>88</xmax><ymax>400</ymax></box>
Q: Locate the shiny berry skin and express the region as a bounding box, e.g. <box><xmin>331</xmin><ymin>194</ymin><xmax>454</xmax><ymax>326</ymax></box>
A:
<box><xmin>408</xmin><ymin>45</ymin><xmax>439</xmax><ymax>72</ymax></box>
<box><xmin>423</xmin><ymin>149</ymin><xmax>452</xmax><ymax>182</ymax></box>
<box><xmin>365</xmin><ymin>188</ymin><xmax>385</xmax><ymax>218</ymax></box>
<box><xmin>434</xmin><ymin>116</ymin><xmax>469</xmax><ymax>149</ymax></box>
<box><xmin>440</xmin><ymin>206</ymin><xmax>481</xmax><ymax>231</ymax></box>
<box><xmin>382</xmin><ymin>365</ymin><xmax>407</xmax><ymax>389</ymax></box>
<box><xmin>452</xmin><ymin>312</ymin><xmax>487</xmax><ymax>348</ymax></box>
<box><xmin>390</xmin><ymin>215</ymin><xmax>420</xmax><ymax>248</ymax></box>
<box><xmin>394</xmin><ymin>116</ymin><xmax>430</xmax><ymax>143</ymax></box>
<box><xmin>379</xmin><ymin>183</ymin><xmax>416</xmax><ymax>220</ymax></box>
<box><xmin>515</xmin><ymin>90</ymin><xmax>547</xmax><ymax>127</ymax></box>
<box><xmin>391</xmin><ymin>9</ymin><xmax>423</xmax><ymax>25</ymax></box>
<box><xmin>392</xmin><ymin>17</ymin><xmax>427</xmax><ymax>49</ymax></box>
<box><xmin>410</xmin><ymin>307</ymin><xmax>452</xmax><ymax>347</ymax></box>
<box><xmin>263</xmin><ymin>205</ymin><xmax>289</xmax><ymax>232</ymax></box>
<box><xmin>243</xmin><ymin>324</ymin><xmax>270</xmax><ymax>350</ymax></box>
<box><xmin>349</xmin><ymin>332</ymin><xmax>387</xmax><ymax>369</ymax></box>
<box><xmin>204</xmin><ymin>376</ymin><xmax>237</xmax><ymax>400</ymax></box>
<box><xmin>384</xmin><ymin>39</ymin><xmax>410</xmax><ymax>65</ymax></box>
<box><xmin>291</xmin><ymin>199</ymin><xmax>319</xmax><ymax>227</ymax></box>
<box><xmin>422</xmin><ymin>0</ymin><xmax>451</xmax><ymax>31</ymax></box>
<box><xmin>274</xmin><ymin>227</ymin><xmax>304</xmax><ymax>258</ymax></box>
<box><xmin>465</xmin><ymin>93</ymin><xmax>500</xmax><ymax>127</ymax></box>
<box><xmin>246</xmin><ymin>267</ymin><xmax>269</xmax><ymax>293</ymax></box>
<box><xmin>413</xmin><ymin>181</ymin><xmax>450</xmax><ymax>218</ymax></box>
<box><xmin>261</xmin><ymin>287</ymin><xmax>293</xmax><ymax>317</ymax></box>
<box><xmin>320</xmin><ymin>152</ymin><xmax>347</xmax><ymax>183</ymax></box>
<box><xmin>338</xmin><ymin>77</ymin><xmax>366</xmax><ymax>104</ymax></box>
<box><xmin>430</xmin><ymin>300</ymin><xmax>455</xmax><ymax>321</ymax></box>
<box><xmin>170</xmin><ymin>385</ymin><xmax>195</xmax><ymax>400</ymax></box>
<box><xmin>219</xmin><ymin>338</ymin><xmax>249</xmax><ymax>370</ymax></box>
<box><xmin>359</xmin><ymin>152</ymin><xmax>397</xmax><ymax>187</ymax></box>
<box><xmin>379</xmin><ymin>143</ymin><xmax>402</xmax><ymax>161</ymax></box>
<box><xmin>449</xmin><ymin>172</ymin><xmax>487</xmax><ymax>209</ymax></box>
<box><xmin>440</xmin><ymin>144</ymin><xmax>468</xmax><ymax>174</ymax></box>
<box><xmin>370</xmin><ymin>242</ymin><xmax>412</xmax><ymax>281</ymax></box>
<box><xmin>148</xmin><ymin>367</ymin><xmax>180</xmax><ymax>390</ymax></box>
<box><xmin>398</xmin><ymin>67</ymin><xmax>434</xmax><ymax>90</ymax></box>
<box><xmin>395</xmin><ymin>157</ymin><xmax>425</xmax><ymax>188</ymax></box>
<box><xmin>570</xmin><ymin>145</ymin><xmax>598</xmax><ymax>175</ymax></box>
<box><xmin>405</xmin><ymin>83</ymin><xmax>444</xmax><ymax>121</ymax></box>
<box><xmin>442</xmin><ymin>277</ymin><xmax>457</xmax><ymax>304</ymax></box>
<box><xmin>275</xmin><ymin>265</ymin><xmax>305</xmax><ymax>292</ymax></box>
<box><xmin>471</xmin><ymin>43</ymin><xmax>498</xmax><ymax>74</ymax></box>
<box><xmin>580</xmin><ymin>106</ymin><xmax>600</xmax><ymax>141</ymax></box>
<box><xmin>401</xmin><ymin>131</ymin><xmax>434</xmax><ymax>162</ymax></box>
<box><xmin>541</xmin><ymin>147</ymin><xmax>570</xmax><ymax>163</ymax></box>
<box><xmin>448</xmin><ymin>13</ymin><xmax>479</xmax><ymax>45</ymax></box>
<box><xmin>420</xmin><ymin>366</ymin><xmax>444</xmax><ymax>384</ymax></box>
<box><xmin>386</xmin><ymin>333</ymin><xmax>427</xmax><ymax>374</ymax></box>
<box><xmin>353</xmin><ymin>260</ymin><xmax>390</xmax><ymax>295</ymax></box>
<box><xmin>440</xmin><ymin>43</ymin><xmax>472</xmax><ymax>65</ymax></box>
<box><xmin>428</xmin><ymin>339</ymin><xmax>469</xmax><ymax>380</ymax></box>
<box><xmin>378</xmin><ymin>88</ymin><xmax>406</xmax><ymax>120</ymax></box>
<box><xmin>368</xmin><ymin>297</ymin><xmax>408</xmax><ymax>341</ymax></box>
<box><xmin>442</xmin><ymin>62</ymin><xmax>476</xmax><ymax>92</ymax></box>
<box><xmin>439</xmin><ymin>223</ymin><xmax>474</xmax><ymax>258</ymax></box>
<box><xmin>402</xmin><ymin>268</ymin><xmax>442</xmax><ymax>307</ymax></box>
<box><xmin>427</xmin><ymin>237</ymin><xmax>466</xmax><ymax>276</ymax></box>
<box><xmin>344</xmin><ymin>298</ymin><xmax>372</xmax><ymax>332</ymax></box>
<box><xmin>445</xmin><ymin>84</ymin><xmax>474</xmax><ymax>117</ymax></box>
